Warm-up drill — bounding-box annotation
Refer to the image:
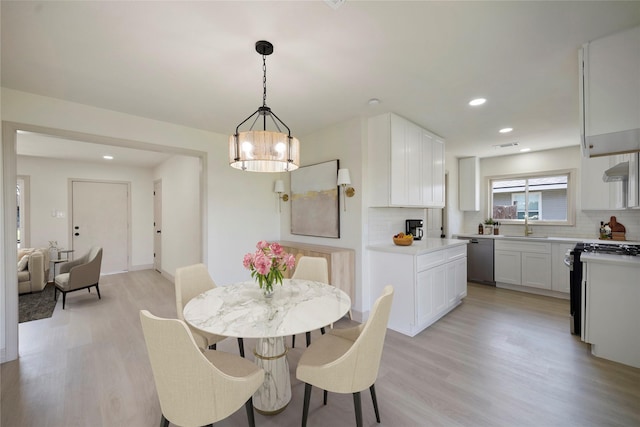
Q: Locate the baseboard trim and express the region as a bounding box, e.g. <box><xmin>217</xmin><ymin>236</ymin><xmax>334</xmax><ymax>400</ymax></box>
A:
<box><xmin>496</xmin><ymin>282</ymin><xmax>570</xmax><ymax>300</ymax></box>
<box><xmin>129</xmin><ymin>264</ymin><xmax>154</xmax><ymax>272</ymax></box>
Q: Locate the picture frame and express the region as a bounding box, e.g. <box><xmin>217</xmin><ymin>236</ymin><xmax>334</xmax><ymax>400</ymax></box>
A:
<box><xmin>290</xmin><ymin>159</ymin><xmax>340</xmax><ymax>238</ymax></box>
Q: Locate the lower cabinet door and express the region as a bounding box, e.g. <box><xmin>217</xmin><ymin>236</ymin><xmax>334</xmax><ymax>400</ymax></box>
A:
<box><xmin>495</xmin><ymin>250</ymin><xmax>521</xmax><ymax>285</ymax></box>
<box><xmin>417</xmin><ymin>265</ymin><xmax>446</xmax><ymax>326</ymax></box>
<box><xmin>522</xmin><ymin>252</ymin><xmax>552</xmax><ymax>289</ymax></box>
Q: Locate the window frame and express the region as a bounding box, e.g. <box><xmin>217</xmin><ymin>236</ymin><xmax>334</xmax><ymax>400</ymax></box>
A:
<box><xmin>487</xmin><ymin>169</ymin><xmax>576</xmax><ymax>226</ymax></box>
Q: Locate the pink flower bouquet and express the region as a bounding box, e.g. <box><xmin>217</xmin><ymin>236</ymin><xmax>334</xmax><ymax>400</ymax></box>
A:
<box><xmin>243</xmin><ymin>241</ymin><xmax>296</xmax><ymax>293</ymax></box>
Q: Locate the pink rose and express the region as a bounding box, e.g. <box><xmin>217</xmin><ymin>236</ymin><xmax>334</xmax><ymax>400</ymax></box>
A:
<box><xmin>253</xmin><ymin>251</ymin><xmax>272</xmax><ymax>275</ymax></box>
<box><xmin>256</xmin><ymin>240</ymin><xmax>269</xmax><ymax>250</ymax></box>
<box><xmin>242</xmin><ymin>253</ymin><xmax>253</xmax><ymax>269</ymax></box>
<box><xmin>270</xmin><ymin>243</ymin><xmax>283</xmax><ymax>256</ymax></box>
<box><xmin>284</xmin><ymin>253</ymin><xmax>295</xmax><ymax>270</ymax></box>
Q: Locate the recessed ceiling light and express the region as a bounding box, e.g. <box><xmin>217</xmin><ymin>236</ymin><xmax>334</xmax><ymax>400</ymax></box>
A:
<box><xmin>499</xmin><ymin>127</ymin><xmax>513</xmax><ymax>133</ymax></box>
<box><xmin>468</xmin><ymin>98</ymin><xmax>486</xmax><ymax>106</ymax></box>
<box><xmin>103</xmin><ymin>155</ymin><xmax>114</xmax><ymax>160</ymax></box>
<box><xmin>519</xmin><ymin>148</ymin><xmax>531</xmax><ymax>152</ymax></box>
<box><xmin>368</xmin><ymin>98</ymin><xmax>380</xmax><ymax>106</ymax></box>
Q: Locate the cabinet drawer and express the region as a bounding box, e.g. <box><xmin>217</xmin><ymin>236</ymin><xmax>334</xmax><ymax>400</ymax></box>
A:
<box><xmin>495</xmin><ymin>240</ymin><xmax>551</xmax><ymax>254</ymax></box>
<box><xmin>446</xmin><ymin>245</ymin><xmax>467</xmax><ymax>261</ymax></box>
<box><xmin>417</xmin><ymin>251</ymin><xmax>446</xmax><ymax>271</ymax></box>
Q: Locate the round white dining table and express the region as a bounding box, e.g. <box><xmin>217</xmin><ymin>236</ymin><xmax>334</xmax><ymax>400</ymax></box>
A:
<box><xmin>183</xmin><ymin>278</ymin><xmax>351</xmax><ymax>415</ymax></box>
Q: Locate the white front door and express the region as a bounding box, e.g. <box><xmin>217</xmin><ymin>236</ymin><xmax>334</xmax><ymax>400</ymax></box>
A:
<box><xmin>71</xmin><ymin>180</ymin><xmax>129</xmax><ymax>274</ymax></box>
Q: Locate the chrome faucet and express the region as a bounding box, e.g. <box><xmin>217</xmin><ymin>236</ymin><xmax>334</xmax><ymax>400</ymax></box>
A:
<box><xmin>524</xmin><ymin>216</ymin><xmax>533</xmax><ymax>236</ymax></box>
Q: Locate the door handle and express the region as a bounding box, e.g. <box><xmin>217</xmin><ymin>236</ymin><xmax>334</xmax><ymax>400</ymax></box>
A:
<box><xmin>74</xmin><ymin>232</ymin><xmax>80</xmax><ymax>236</ymax></box>
<box><xmin>156</xmin><ymin>230</ymin><xmax>162</xmax><ymax>234</ymax></box>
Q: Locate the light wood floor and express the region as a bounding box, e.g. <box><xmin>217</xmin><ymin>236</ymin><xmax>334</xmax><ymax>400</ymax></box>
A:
<box><xmin>2</xmin><ymin>270</ymin><xmax>639</xmax><ymax>427</ymax></box>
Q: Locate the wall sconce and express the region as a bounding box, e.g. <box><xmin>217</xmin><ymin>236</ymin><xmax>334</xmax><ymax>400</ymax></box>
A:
<box><xmin>274</xmin><ymin>180</ymin><xmax>289</xmax><ymax>212</ymax></box>
<box><xmin>337</xmin><ymin>168</ymin><xmax>355</xmax><ymax>211</ymax></box>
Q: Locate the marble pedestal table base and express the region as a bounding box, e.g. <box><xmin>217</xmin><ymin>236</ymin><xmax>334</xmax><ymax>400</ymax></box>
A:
<box><xmin>252</xmin><ymin>337</ymin><xmax>291</xmax><ymax>414</ymax></box>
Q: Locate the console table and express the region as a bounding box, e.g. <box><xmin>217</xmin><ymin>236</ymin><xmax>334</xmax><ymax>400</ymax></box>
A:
<box><xmin>278</xmin><ymin>241</ymin><xmax>355</xmax><ymax>304</ymax></box>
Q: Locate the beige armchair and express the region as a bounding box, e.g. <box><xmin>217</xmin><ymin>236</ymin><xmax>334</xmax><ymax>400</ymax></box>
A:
<box><xmin>291</xmin><ymin>256</ymin><xmax>329</xmax><ymax>348</ymax></box>
<box><xmin>296</xmin><ymin>285</ymin><xmax>394</xmax><ymax>427</ymax></box>
<box><xmin>54</xmin><ymin>246</ymin><xmax>102</xmax><ymax>309</ymax></box>
<box><xmin>175</xmin><ymin>264</ymin><xmax>245</xmax><ymax>356</ymax></box>
<box><xmin>140</xmin><ymin>310</ymin><xmax>264</xmax><ymax>427</ymax></box>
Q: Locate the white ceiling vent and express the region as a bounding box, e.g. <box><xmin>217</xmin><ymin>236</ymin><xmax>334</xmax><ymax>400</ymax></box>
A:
<box><xmin>492</xmin><ymin>142</ymin><xmax>520</xmax><ymax>149</ymax></box>
<box><xmin>324</xmin><ymin>0</ymin><xmax>346</xmax><ymax>10</ymax></box>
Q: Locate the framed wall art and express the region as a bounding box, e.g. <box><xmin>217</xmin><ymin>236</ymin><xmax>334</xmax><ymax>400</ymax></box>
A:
<box><xmin>290</xmin><ymin>159</ymin><xmax>340</xmax><ymax>238</ymax></box>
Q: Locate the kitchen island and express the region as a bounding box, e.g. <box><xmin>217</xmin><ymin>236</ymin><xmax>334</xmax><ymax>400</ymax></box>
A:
<box><xmin>581</xmin><ymin>252</ymin><xmax>640</xmax><ymax>368</ymax></box>
<box><xmin>368</xmin><ymin>238</ymin><xmax>468</xmax><ymax>337</ymax></box>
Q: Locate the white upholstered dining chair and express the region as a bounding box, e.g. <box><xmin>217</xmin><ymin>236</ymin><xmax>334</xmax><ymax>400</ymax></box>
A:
<box><xmin>139</xmin><ymin>310</ymin><xmax>264</xmax><ymax>427</ymax></box>
<box><xmin>175</xmin><ymin>263</ymin><xmax>245</xmax><ymax>357</ymax></box>
<box><xmin>290</xmin><ymin>256</ymin><xmax>329</xmax><ymax>348</ymax></box>
<box><xmin>296</xmin><ymin>285</ymin><xmax>394</xmax><ymax>427</ymax></box>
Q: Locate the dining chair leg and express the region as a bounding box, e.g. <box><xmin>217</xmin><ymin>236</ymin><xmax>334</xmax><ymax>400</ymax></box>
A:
<box><xmin>238</xmin><ymin>338</ymin><xmax>245</xmax><ymax>357</ymax></box>
<box><xmin>62</xmin><ymin>292</ymin><xmax>67</xmax><ymax>309</ymax></box>
<box><xmin>370</xmin><ymin>384</ymin><xmax>381</xmax><ymax>423</ymax></box>
<box><xmin>302</xmin><ymin>383</ymin><xmax>312</xmax><ymax>427</ymax></box>
<box><xmin>53</xmin><ymin>287</ymin><xmax>57</xmax><ymax>301</ymax></box>
<box><xmin>320</xmin><ymin>327</ymin><xmax>326</xmax><ymax>335</ymax></box>
<box><xmin>209</xmin><ymin>343</ymin><xmax>217</xmax><ymax>350</ymax></box>
<box><xmin>95</xmin><ymin>284</ymin><xmax>101</xmax><ymax>299</ymax></box>
<box><xmin>159</xmin><ymin>414</ymin><xmax>169</xmax><ymax>427</ymax></box>
<box><xmin>306</xmin><ymin>331</ymin><xmax>311</xmax><ymax>347</ymax></box>
<box><xmin>245</xmin><ymin>397</ymin><xmax>256</xmax><ymax>427</ymax></box>
<box><xmin>323</xmin><ymin>390</ymin><xmax>328</xmax><ymax>405</ymax></box>
<box><xmin>292</xmin><ymin>335</ymin><xmax>296</xmax><ymax>348</ymax></box>
<box><xmin>353</xmin><ymin>391</ymin><xmax>363</xmax><ymax>427</ymax></box>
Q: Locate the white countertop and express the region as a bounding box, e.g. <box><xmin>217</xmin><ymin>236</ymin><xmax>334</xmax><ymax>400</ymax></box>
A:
<box><xmin>454</xmin><ymin>234</ymin><xmax>640</xmax><ymax>245</ymax></box>
<box><xmin>368</xmin><ymin>238</ymin><xmax>467</xmax><ymax>255</ymax></box>
<box><xmin>580</xmin><ymin>252</ymin><xmax>640</xmax><ymax>266</ymax></box>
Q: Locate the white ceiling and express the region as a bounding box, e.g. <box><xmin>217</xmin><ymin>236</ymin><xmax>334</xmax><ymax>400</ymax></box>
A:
<box><xmin>3</xmin><ymin>1</ymin><xmax>640</xmax><ymax>163</ymax></box>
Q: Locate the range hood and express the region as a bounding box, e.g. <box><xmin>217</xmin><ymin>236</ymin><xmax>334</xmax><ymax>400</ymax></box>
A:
<box><xmin>603</xmin><ymin>161</ymin><xmax>629</xmax><ymax>182</ymax></box>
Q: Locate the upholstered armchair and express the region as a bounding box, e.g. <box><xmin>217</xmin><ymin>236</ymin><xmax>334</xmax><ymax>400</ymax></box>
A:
<box><xmin>54</xmin><ymin>246</ymin><xmax>103</xmax><ymax>309</ymax></box>
<box><xmin>17</xmin><ymin>248</ymin><xmax>50</xmax><ymax>294</ymax></box>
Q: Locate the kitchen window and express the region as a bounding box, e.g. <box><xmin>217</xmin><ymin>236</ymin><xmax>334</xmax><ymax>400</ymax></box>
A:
<box><xmin>489</xmin><ymin>170</ymin><xmax>575</xmax><ymax>225</ymax></box>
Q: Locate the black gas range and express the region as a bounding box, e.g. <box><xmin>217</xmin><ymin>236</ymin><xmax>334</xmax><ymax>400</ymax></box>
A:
<box><xmin>566</xmin><ymin>242</ymin><xmax>640</xmax><ymax>335</ymax></box>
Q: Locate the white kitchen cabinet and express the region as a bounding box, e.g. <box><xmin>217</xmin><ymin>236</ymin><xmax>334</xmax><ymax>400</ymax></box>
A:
<box><xmin>494</xmin><ymin>250</ymin><xmax>521</xmax><ymax>285</ymax></box>
<box><xmin>551</xmin><ymin>242</ymin><xmax>574</xmax><ymax>294</ymax></box>
<box><xmin>368</xmin><ymin>112</ymin><xmax>445</xmax><ymax>208</ymax></box>
<box><xmin>521</xmin><ymin>252</ymin><xmax>551</xmax><ymax>289</ymax></box>
<box><xmin>369</xmin><ymin>243</ymin><xmax>467</xmax><ymax>337</ymax></box>
<box><xmin>458</xmin><ymin>157</ymin><xmax>480</xmax><ymax>211</ymax></box>
<box><xmin>495</xmin><ymin>240</ymin><xmax>551</xmax><ymax>290</ymax></box>
<box><xmin>581</xmin><ymin>154</ymin><xmax>627</xmax><ymax>210</ymax></box>
<box><xmin>580</xmin><ymin>25</ymin><xmax>640</xmax><ymax>157</ymax></box>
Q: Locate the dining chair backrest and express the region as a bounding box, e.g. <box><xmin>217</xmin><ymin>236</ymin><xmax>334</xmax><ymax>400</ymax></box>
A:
<box><xmin>327</xmin><ymin>285</ymin><xmax>394</xmax><ymax>393</ymax></box>
<box><xmin>291</xmin><ymin>256</ymin><xmax>329</xmax><ymax>284</ymax></box>
<box><xmin>140</xmin><ymin>310</ymin><xmax>260</xmax><ymax>426</ymax></box>
<box><xmin>175</xmin><ymin>263</ymin><xmax>216</xmax><ymax>322</ymax></box>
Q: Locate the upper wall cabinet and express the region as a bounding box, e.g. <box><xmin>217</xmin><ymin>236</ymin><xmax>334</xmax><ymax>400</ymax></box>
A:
<box><xmin>580</xmin><ymin>25</ymin><xmax>640</xmax><ymax>157</ymax></box>
<box><xmin>368</xmin><ymin>113</ymin><xmax>445</xmax><ymax>208</ymax></box>
<box><xmin>458</xmin><ymin>157</ymin><xmax>480</xmax><ymax>211</ymax></box>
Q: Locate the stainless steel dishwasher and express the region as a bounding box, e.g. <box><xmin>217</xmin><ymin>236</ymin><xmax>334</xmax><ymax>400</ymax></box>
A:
<box><xmin>458</xmin><ymin>237</ymin><xmax>495</xmax><ymax>285</ymax></box>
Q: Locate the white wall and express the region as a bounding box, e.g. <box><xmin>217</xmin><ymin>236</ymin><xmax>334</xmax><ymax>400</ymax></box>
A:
<box><xmin>153</xmin><ymin>155</ymin><xmax>201</xmax><ymax>276</ymax></box>
<box><xmin>279</xmin><ymin>117</ymin><xmax>367</xmax><ymax>314</ymax></box>
<box><xmin>1</xmin><ymin>88</ymin><xmax>280</xmax><ymax>362</ymax></box>
<box><xmin>17</xmin><ymin>155</ymin><xmax>155</xmax><ymax>267</ymax></box>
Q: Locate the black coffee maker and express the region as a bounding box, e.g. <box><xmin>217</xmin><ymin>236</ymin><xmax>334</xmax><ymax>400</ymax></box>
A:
<box><xmin>405</xmin><ymin>219</ymin><xmax>424</xmax><ymax>240</ymax></box>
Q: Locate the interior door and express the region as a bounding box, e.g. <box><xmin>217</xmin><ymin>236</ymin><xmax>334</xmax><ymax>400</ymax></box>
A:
<box><xmin>72</xmin><ymin>180</ymin><xmax>129</xmax><ymax>274</ymax></box>
<box><xmin>153</xmin><ymin>180</ymin><xmax>162</xmax><ymax>273</ymax></box>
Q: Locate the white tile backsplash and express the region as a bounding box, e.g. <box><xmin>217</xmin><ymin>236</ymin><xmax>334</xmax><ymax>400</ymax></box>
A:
<box><xmin>368</xmin><ymin>207</ymin><xmax>427</xmax><ymax>244</ymax></box>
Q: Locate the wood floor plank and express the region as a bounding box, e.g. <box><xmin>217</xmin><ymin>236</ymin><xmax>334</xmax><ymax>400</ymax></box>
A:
<box><xmin>2</xmin><ymin>273</ymin><xmax>639</xmax><ymax>426</ymax></box>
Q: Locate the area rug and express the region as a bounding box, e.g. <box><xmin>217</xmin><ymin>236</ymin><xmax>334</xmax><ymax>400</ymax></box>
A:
<box><xmin>19</xmin><ymin>283</ymin><xmax>57</xmax><ymax>323</ymax></box>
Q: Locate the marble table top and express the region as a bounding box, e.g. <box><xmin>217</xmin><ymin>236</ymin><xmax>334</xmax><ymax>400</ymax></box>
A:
<box><xmin>183</xmin><ymin>279</ymin><xmax>351</xmax><ymax>339</ymax></box>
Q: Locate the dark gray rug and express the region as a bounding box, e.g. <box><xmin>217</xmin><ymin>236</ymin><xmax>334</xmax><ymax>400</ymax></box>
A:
<box><xmin>19</xmin><ymin>284</ymin><xmax>57</xmax><ymax>323</ymax></box>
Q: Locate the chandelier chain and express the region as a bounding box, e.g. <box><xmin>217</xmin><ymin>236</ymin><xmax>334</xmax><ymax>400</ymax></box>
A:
<box><xmin>262</xmin><ymin>55</ymin><xmax>267</xmax><ymax>107</ymax></box>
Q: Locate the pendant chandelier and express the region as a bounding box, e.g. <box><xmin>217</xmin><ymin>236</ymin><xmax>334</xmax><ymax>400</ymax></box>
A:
<box><xmin>229</xmin><ymin>40</ymin><xmax>300</xmax><ymax>172</ymax></box>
